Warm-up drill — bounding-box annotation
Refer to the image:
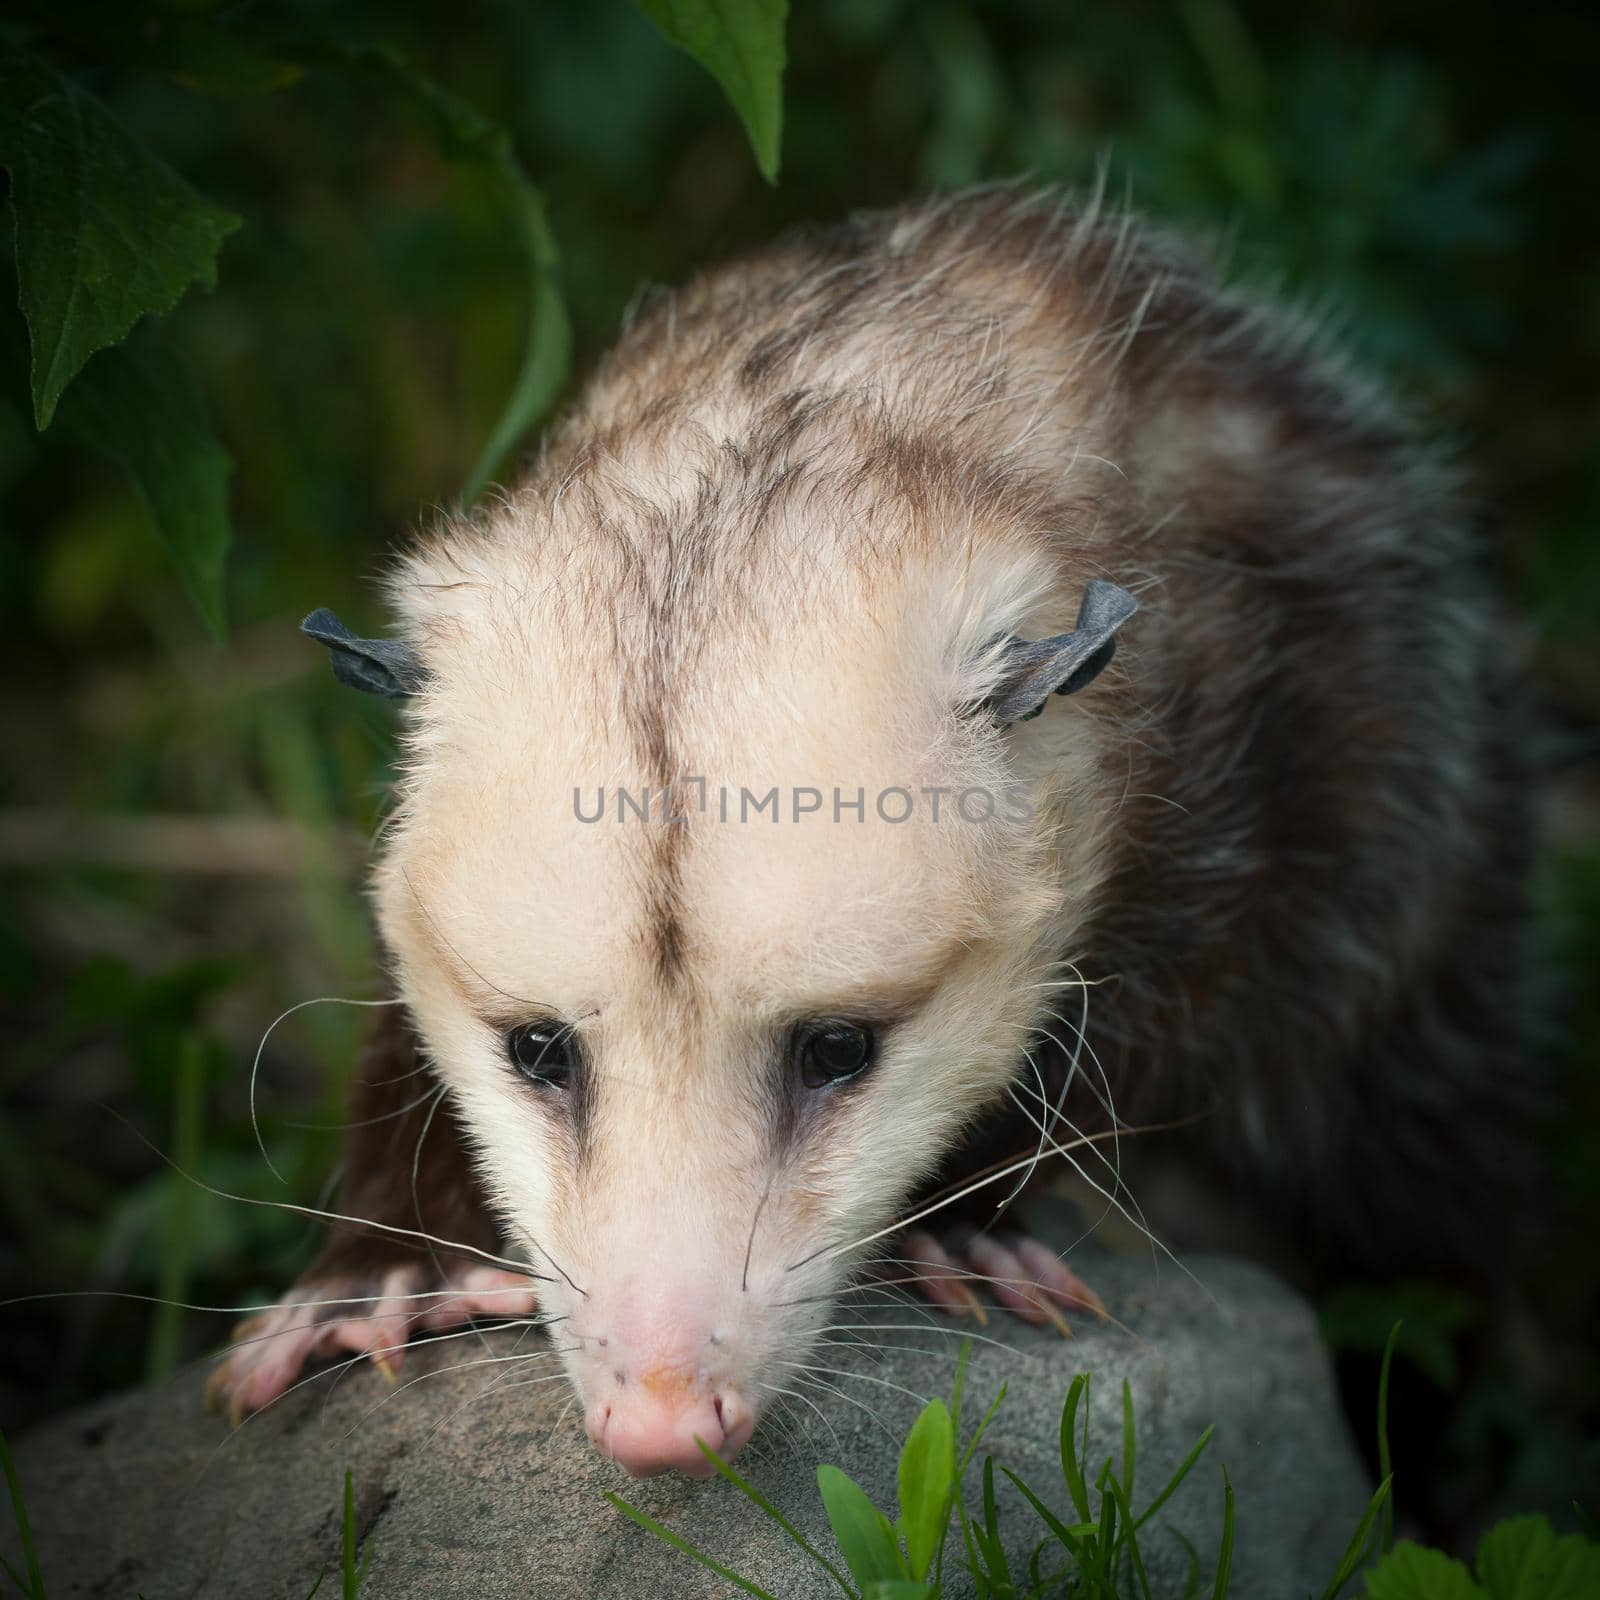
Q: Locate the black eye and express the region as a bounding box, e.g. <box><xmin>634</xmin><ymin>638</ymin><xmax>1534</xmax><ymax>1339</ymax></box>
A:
<box><xmin>507</xmin><ymin>1023</ymin><xmax>576</xmax><ymax>1088</ymax></box>
<box><xmin>796</xmin><ymin>1021</ymin><xmax>875</xmax><ymax>1089</ymax></box>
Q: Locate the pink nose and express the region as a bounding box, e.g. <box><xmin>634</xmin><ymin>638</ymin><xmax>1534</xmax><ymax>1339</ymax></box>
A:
<box><xmin>587</xmin><ymin>1382</ymin><xmax>755</xmax><ymax>1478</ymax></box>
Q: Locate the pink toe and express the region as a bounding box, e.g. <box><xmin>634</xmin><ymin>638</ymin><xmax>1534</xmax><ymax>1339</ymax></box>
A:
<box><xmin>966</xmin><ymin>1237</ymin><xmax>1048</xmax><ymax>1322</ymax></box>
<box><xmin>901</xmin><ymin>1231</ymin><xmax>987</xmax><ymax>1319</ymax></box>
<box><xmin>1009</xmin><ymin>1237</ymin><xmax>1103</xmax><ymax>1314</ymax></box>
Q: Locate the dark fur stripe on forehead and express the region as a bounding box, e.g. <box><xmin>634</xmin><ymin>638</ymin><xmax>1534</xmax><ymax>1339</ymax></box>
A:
<box><xmin>642</xmin><ymin>840</ymin><xmax>689</xmax><ymax>988</ymax></box>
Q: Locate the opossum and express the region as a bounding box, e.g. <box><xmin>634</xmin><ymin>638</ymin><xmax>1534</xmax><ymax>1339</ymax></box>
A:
<box><xmin>209</xmin><ymin>189</ymin><xmax>1533</xmax><ymax>1478</ymax></box>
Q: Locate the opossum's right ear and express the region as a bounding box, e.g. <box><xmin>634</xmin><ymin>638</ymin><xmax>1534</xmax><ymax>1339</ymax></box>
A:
<box><xmin>982</xmin><ymin>580</ymin><xmax>1136</xmax><ymax>727</ymax></box>
<box><xmin>300</xmin><ymin>608</ymin><xmax>427</xmax><ymax>699</ymax></box>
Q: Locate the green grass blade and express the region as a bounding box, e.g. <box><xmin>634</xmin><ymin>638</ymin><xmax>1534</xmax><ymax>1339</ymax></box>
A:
<box><xmin>999</xmin><ymin>1465</ymin><xmax>1083</xmax><ymax>1563</ymax></box>
<box><xmin>960</xmin><ymin>1383</ymin><xmax>1008</xmax><ymax>1475</ymax></box>
<box><xmin>950</xmin><ymin>1338</ymin><xmax>971</xmax><ymax>1432</ymax></box>
<box><xmin>2</xmin><ymin>1552</ymin><xmax>37</xmax><ymax>1594</ymax></box>
<box><xmin>355</xmin><ymin>1524</ymin><xmax>377</xmax><ymax>1593</ymax></box>
<box><xmin>1104</xmin><ymin>1470</ymin><xmax>1154</xmax><ymax>1600</ymax></box>
<box><xmin>303</xmin><ymin>1567</ymin><xmax>327</xmax><ymax>1600</ymax></box>
<box><xmin>695</xmin><ymin>1439</ymin><xmax>856</xmax><ymax>1596</ymax></box>
<box><xmin>606</xmin><ymin>1493</ymin><xmax>784</xmax><ymax>1600</ymax></box>
<box><xmin>1095</xmin><ymin>1457</ymin><xmax>1119</xmax><ymax>1574</ymax></box>
<box><xmin>342</xmin><ymin>1469</ymin><xmax>356</xmax><ymax>1600</ymax></box>
<box><xmin>957</xmin><ymin>1521</ymin><xmax>980</xmax><ymax>1597</ymax></box>
<box><xmin>146</xmin><ymin>1033</ymin><xmax>207</xmax><ymax>1380</ymax></box>
<box><xmin>1316</xmin><ymin>1475</ymin><xmax>1392</xmax><ymax>1600</ymax></box>
<box><xmin>1122</xmin><ymin>1378</ymin><xmax>1137</xmax><ymax>1507</ymax></box>
<box><xmin>1058</xmin><ymin>1374</ymin><xmax>1092</xmax><ymax>1524</ymax></box>
<box><xmin>1131</xmin><ymin>1425</ymin><xmax>1216</xmax><ymax>1535</ymax></box>
<box><xmin>979</xmin><ymin>1456</ymin><xmax>1013</xmax><ymax>1590</ymax></box>
<box><xmin>1210</xmin><ymin>1467</ymin><xmax>1235</xmax><ymax>1600</ymax></box>
<box><xmin>1171</xmin><ymin>1529</ymin><xmax>1203</xmax><ymax>1599</ymax></box>
<box><xmin>0</xmin><ymin>1428</ymin><xmax>45</xmax><ymax>1600</ymax></box>
<box><xmin>1376</xmin><ymin>1321</ymin><xmax>1400</xmax><ymax>1558</ymax></box>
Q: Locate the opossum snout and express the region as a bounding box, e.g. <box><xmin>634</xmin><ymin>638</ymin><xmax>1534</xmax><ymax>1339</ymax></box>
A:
<box><xmin>579</xmin><ymin>1305</ymin><xmax>756</xmax><ymax>1477</ymax></box>
<box><xmin>585</xmin><ymin>1378</ymin><xmax>754</xmax><ymax>1478</ymax></box>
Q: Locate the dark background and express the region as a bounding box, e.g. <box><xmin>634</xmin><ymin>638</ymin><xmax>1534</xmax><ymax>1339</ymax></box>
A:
<box><xmin>1</xmin><ymin>0</ymin><xmax>1596</xmax><ymax>1552</ymax></box>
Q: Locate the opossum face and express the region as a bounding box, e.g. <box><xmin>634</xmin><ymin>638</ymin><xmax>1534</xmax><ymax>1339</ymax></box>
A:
<box><xmin>372</xmin><ymin>529</ymin><xmax>1114</xmax><ymax>1476</ymax></box>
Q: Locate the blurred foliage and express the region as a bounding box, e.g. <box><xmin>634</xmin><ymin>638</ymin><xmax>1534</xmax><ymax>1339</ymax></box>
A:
<box><xmin>0</xmin><ymin>0</ymin><xmax>1595</xmax><ymax>1542</ymax></box>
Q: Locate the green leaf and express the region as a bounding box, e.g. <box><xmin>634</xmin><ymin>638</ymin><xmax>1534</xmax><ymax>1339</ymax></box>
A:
<box><xmin>1474</xmin><ymin>1514</ymin><xmax>1600</xmax><ymax>1600</ymax></box>
<box><xmin>0</xmin><ymin>51</ymin><xmax>240</xmax><ymax>429</ymax></box>
<box><xmin>897</xmin><ymin>1399</ymin><xmax>954</xmax><ymax>1582</ymax></box>
<box><xmin>818</xmin><ymin>1465</ymin><xmax>907</xmax><ymax>1590</ymax></box>
<box><xmin>50</xmin><ymin>332</ymin><xmax>232</xmax><ymax>639</ymax></box>
<box><xmin>461</xmin><ymin>175</ymin><xmax>569</xmax><ymax>502</ymax></box>
<box><xmin>1362</xmin><ymin>1541</ymin><xmax>1483</xmax><ymax>1599</ymax></box>
<box><xmin>633</xmin><ymin>0</ymin><xmax>788</xmax><ymax>181</ymax></box>
<box><xmin>863</xmin><ymin>1585</ymin><xmax>935</xmax><ymax>1599</ymax></box>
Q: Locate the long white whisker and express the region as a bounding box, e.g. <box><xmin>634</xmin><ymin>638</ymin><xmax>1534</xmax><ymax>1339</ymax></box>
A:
<box><xmin>790</xmin><ymin>1126</ymin><xmax>1123</xmax><ymax>1270</ymax></box>
<box><xmin>342</xmin><ymin>1342</ymin><xmax>567</xmax><ymax>1437</ymax></box>
<box><xmin>816</xmin><ymin>1321</ymin><xmax>1024</xmax><ymax>1357</ymax></box>
<box><xmin>282</xmin><ymin>1082</ymin><xmax>447</xmax><ymax>1133</ymax></box>
<box><xmin>776</xmin><ymin>1359</ymin><xmax>931</xmax><ymax>1408</ymax></box>
<box><xmin>205</xmin><ymin>1316</ymin><xmax>551</xmax><ymax>1466</ymax></box>
<box><xmin>999</xmin><ymin>1087</ymin><xmax>1210</xmax><ymax>1299</ymax></box>
<box><xmin>785</xmin><ymin>1371</ymin><xmax>897</xmax><ymax>1442</ymax></box>
<box><xmin>756</xmin><ymin>1381</ymin><xmax>841</xmax><ymax>1454</ymax></box>
<box><xmin>249</xmin><ymin>996</ymin><xmax>404</xmax><ymax>1184</ymax></box>
<box><xmin>106</xmin><ymin>1112</ymin><xmax>547</xmax><ymax>1279</ymax></box>
<box><xmin>0</xmin><ymin>1284</ymin><xmax>536</xmax><ymax>1319</ymax></box>
<box><xmin>423</xmin><ymin>1339</ymin><xmax>581</xmax><ymax>1443</ymax></box>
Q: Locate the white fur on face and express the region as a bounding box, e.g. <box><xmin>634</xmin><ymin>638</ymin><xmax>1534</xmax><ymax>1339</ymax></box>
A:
<box><xmin>369</xmin><ymin>488</ymin><xmax>1119</xmax><ymax>1434</ymax></box>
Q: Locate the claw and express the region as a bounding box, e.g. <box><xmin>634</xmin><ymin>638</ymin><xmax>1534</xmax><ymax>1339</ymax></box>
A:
<box><xmin>202</xmin><ymin>1363</ymin><xmax>228</xmax><ymax>1416</ymax></box>
<box><xmin>1035</xmin><ymin>1300</ymin><xmax>1073</xmax><ymax>1339</ymax></box>
<box><xmin>204</xmin><ymin>1262</ymin><xmax>541</xmax><ymax>1424</ymax></box>
<box><xmin>900</xmin><ymin>1224</ymin><xmax>1102</xmax><ymax>1332</ymax></box>
<box><xmin>949</xmin><ymin>1281</ymin><xmax>990</xmax><ymax>1325</ymax></box>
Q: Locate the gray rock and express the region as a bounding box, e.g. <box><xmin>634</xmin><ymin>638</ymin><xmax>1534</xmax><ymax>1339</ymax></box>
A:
<box><xmin>9</xmin><ymin>1251</ymin><xmax>1370</xmax><ymax>1598</ymax></box>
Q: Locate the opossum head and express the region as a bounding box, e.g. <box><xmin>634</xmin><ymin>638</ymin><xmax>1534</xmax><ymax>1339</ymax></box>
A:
<box><xmin>360</xmin><ymin>485</ymin><xmax>1127</xmax><ymax>1477</ymax></box>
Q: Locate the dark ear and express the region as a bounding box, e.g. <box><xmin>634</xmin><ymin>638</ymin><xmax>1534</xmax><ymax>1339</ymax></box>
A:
<box><xmin>300</xmin><ymin>608</ymin><xmax>426</xmax><ymax>699</ymax></box>
<box><xmin>983</xmin><ymin>580</ymin><xmax>1137</xmax><ymax>727</ymax></box>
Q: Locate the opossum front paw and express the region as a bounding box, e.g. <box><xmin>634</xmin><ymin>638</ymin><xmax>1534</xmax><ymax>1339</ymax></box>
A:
<box><xmin>899</xmin><ymin>1227</ymin><xmax>1105</xmax><ymax>1335</ymax></box>
<box><xmin>203</xmin><ymin>1262</ymin><xmax>539</xmax><ymax>1425</ymax></box>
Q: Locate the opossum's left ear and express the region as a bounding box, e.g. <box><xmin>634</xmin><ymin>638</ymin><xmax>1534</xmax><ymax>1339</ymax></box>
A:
<box><xmin>983</xmin><ymin>580</ymin><xmax>1137</xmax><ymax>727</ymax></box>
<box><xmin>300</xmin><ymin>608</ymin><xmax>427</xmax><ymax>699</ymax></box>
